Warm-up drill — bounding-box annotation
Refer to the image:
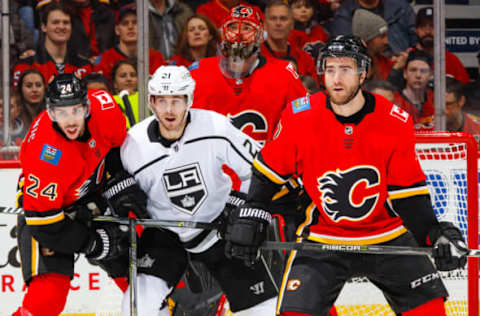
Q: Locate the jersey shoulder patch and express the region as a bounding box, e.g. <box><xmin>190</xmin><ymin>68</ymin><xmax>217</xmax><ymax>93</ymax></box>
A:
<box><xmin>39</xmin><ymin>144</ymin><xmax>62</xmax><ymax>166</ymax></box>
<box><xmin>291</xmin><ymin>96</ymin><xmax>311</xmax><ymax>114</ymax></box>
<box><xmin>390</xmin><ymin>104</ymin><xmax>409</xmax><ymax>123</ymax></box>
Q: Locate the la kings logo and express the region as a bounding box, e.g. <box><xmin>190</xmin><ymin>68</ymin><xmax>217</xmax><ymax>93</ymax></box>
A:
<box><xmin>163</xmin><ymin>163</ymin><xmax>208</xmax><ymax>215</ymax></box>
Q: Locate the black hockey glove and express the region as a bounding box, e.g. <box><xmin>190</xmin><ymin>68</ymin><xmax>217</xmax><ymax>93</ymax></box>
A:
<box><xmin>65</xmin><ymin>193</ymin><xmax>109</xmax><ymax>224</ymax></box>
<box><xmin>428</xmin><ymin>222</ymin><xmax>468</xmax><ymax>271</ymax></box>
<box><xmin>103</xmin><ymin>170</ymin><xmax>149</xmax><ymax>219</ymax></box>
<box><xmin>83</xmin><ymin>223</ymin><xmax>129</xmax><ymax>261</ymax></box>
<box><xmin>224</xmin><ymin>203</ymin><xmax>271</xmax><ymax>267</ymax></box>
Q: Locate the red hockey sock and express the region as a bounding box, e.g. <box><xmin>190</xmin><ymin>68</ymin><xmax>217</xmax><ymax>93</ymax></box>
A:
<box><xmin>403</xmin><ymin>297</ymin><xmax>446</xmax><ymax>316</ymax></box>
<box><xmin>20</xmin><ymin>273</ymin><xmax>70</xmax><ymax>316</ymax></box>
<box><xmin>113</xmin><ymin>276</ymin><xmax>129</xmax><ymax>293</ymax></box>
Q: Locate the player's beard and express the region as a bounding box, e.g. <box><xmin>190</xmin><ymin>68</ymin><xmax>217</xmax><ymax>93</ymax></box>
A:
<box><xmin>329</xmin><ymin>80</ymin><xmax>361</xmax><ymax>106</ymax></box>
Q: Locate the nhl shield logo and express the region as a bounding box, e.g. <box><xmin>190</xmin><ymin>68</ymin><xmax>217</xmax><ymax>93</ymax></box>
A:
<box><xmin>163</xmin><ymin>163</ymin><xmax>208</xmax><ymax>215</ymax></box>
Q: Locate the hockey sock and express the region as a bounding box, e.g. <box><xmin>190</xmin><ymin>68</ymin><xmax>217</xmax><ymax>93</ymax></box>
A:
<box><xmin>21</xmin><ymin>273</ymin><xmax>70</xmax><ymax>316</ymax></box>
<box><xmin>232</xmin><ymin>297</ymin><xmax>277</xmax><ymax>316</ymax></box>
<box><xmin>402</xmin><ymin>297</ymin><xmax>446</xmax><ymax>316</ymax></box>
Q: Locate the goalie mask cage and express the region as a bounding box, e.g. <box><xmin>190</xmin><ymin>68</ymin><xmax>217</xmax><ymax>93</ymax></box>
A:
<box><xmin>334</xmin><ymin>131</ymin><xmax>479</xmax><ymax>316</ymax></box>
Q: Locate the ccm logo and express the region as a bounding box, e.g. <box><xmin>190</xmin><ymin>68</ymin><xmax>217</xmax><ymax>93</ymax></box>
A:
<box><xmin>286</xmin><ymin>279</ymin><xmax>301</xmax><ymax>291</ymax></box>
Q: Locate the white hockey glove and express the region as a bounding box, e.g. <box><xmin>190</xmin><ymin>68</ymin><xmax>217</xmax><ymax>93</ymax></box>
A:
<box><xmin>428</xmin><ymin>222</ymin><xmax>468</xmax><ymax>271</ymax></box>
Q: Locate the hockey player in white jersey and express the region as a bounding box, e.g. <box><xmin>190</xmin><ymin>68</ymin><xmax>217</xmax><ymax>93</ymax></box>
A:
<box><xmin>120</xmin><ymin>65</ymin><xmax>278</xmax><ymax>316</ymax></box>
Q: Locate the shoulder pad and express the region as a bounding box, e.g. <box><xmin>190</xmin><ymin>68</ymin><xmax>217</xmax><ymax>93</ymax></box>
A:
<box><xmin>291</xmin><ymin>96</ymin><xmax>311</xmax><ymax>114</ymax></box>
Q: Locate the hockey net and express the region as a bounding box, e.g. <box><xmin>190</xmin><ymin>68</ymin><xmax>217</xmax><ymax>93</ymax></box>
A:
<box><xmin>335</xmin><ymin>132</ymin><xmax>479</xmax><ymax>316</ymax></box>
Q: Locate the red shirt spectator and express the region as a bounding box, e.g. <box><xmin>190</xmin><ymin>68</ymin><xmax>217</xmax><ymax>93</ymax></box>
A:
<box><xmin>394</xmin><ymin>89</ymin><xmax>434</xmax><ymax>130</ymax></box>
<box><xmin>12</xmin><ymin>3</ymin><xmax>93</xmax><ymax>88</ymax></box>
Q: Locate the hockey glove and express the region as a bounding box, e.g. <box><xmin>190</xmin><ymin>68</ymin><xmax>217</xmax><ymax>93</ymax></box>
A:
<box><xmin>224</xmin><ymin>203</ymin><xmax>271</xmax><ymax>267</ymax></box>
<box><xmin>65</xmin><ymin>193</ymin><xmax>109</xmax><ymax>224</ymax></box>
<box><xmin>103</xmin><ymin>170</ymin><xmax>149</xmax><ymax>219</ymax></box>
<box><xmin>428</xmin><ymin>222</ymin><xmax>468</xmax><ymax>271</ymax></box>
<box><xmin>83</xmin><ymin>223</ymin><xmax>129</xmax><ymax>261</ymax></box>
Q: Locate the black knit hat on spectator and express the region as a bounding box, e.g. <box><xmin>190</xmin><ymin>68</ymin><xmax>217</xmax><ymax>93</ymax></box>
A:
<box><xmin>406</xmin><ymin>49</ymin><xmax>433</xmax><ymax>69</ymax></box>
<box><xmin>116</xmin><ymin>3</ymin><xmax>136</xmax><ymax>24</ymax></box>
<box><xmin>352</xmin><ymin>9</ymin><xmax>388</xmax><ymax>42</ymax></box>
<box><xmin>416</xmin><ymin>7</ymin><xmax>433</xmax><ymax>27</ymax></box>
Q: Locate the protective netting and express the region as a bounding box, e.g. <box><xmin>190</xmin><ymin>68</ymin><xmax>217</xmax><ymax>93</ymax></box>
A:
<box><xmin>335</xmin><ymin>133</ymin><xmax>478</xmax><ymax>316</ymax></box>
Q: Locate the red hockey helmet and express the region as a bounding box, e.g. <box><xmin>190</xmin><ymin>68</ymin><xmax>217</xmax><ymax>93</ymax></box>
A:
<box><xmin>219</xmin><ymin>5</ymin><xmax>264</xmax><ymax>60</ymax></box>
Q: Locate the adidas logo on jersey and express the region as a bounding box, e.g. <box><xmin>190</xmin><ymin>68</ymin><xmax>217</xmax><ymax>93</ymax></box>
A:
<box><xmin>249</xmin><ymin>281</ymin><xmax>265</xmax><ymax>295</ymax></box>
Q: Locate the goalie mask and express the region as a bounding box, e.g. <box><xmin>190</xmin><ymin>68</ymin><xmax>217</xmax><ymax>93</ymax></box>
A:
<box><xmin>218</xmin><ymin>5</ymin><xmax>264</xmax><ymax>79</ymax></box>
<box><xmin>317</xmin><ymin>35</ymin><xmax>371</xmax><ymax>75</ymax></box>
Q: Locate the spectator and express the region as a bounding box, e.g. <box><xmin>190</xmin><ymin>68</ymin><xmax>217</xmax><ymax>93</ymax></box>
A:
<box><xmin>463</xmin><ymin>52</ymin><xmax>480</xmax><ymax>112</ymax></box>
<box><xmin>288</xmin><ymin>0</ymin><xmax>329</xmax><ymax>48</ymax></box>
<box><xmin>81</xmin><ymin>72</ymin><xmax>112</xmax><ymax>92</ymax></box>
<box><xmin>261</xmin><ymin>0</ymin><xmax>319</xmax><ymax>84</ymax></box>
<box><xmin>196</xmin><ymin>0</ymin><xmax>263</xmax><ymax>28</ymax></box>
<box><xmin>17</xmin><ymin>68</ymin><xmax>47</xmax><ymax>128</ymax></box>
<box><xmin>445</xmin><ymin>76</ymin><xmax>480</xmax><ymax>146</ymax></box>
<box><xmin>0</xmin><ymin>0</ymin><xmax>35</xmax><ymax>73</ymax></box>
<box><xmin>414</xmin><ymin>7</ymin><xmax>470</xmax><ymax>84</ymax></box>
<box><xmin>393</xmin><ymin>50</ymin><xmax>434</xmax><ymax>130</ymax></box>
<box><xmin>148</xmin><ymin>0</ymin><xmax>193</xmax><ymax>60</ymax></box>
<box><xmin>0</xmin><ymin>89</ymin><xmax>28</xmax><ymax>160</ymax></box>
<box><xmin>363</xmin><ymin>79</ymin><xmax>395</xmax><ymax>103</ymax></box>
<box><xmin>93</xmin><ymin>3</ymin><xmax>166</xmax><ymax>80</ymax></box>
<box><xmin>327</xmin><ymin>0</ymin><xmax>417</xmax><ymax>55</ymax></box>
<box><xmin>352</xmin><ymin>9</ymin><xmax>394</xmax><ymax>82</ymax></box>
<box><xmin>12</xmin><ymin>2</ymin><xmax>93</xmax><ymax>88</ymax></box>
<box><xmin>60</xmin><ymin>0</ymin><xmax>116</xmax><ymax>60</ymax></box>
<box><xmin>169</xmin><ymin>14</ymin><xmax>220</xmax><ymax>67</ymax></box>
<box><xmin>111</xmin><ymin>60</ymin><xmax>140</xmax><ymax>128</ymax></box>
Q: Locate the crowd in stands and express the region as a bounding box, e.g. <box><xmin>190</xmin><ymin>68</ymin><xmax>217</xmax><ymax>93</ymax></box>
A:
<box><xmin>2</xmin><ymin>0</ymin><xmax>480</xmax><ymax>161</ymax></box>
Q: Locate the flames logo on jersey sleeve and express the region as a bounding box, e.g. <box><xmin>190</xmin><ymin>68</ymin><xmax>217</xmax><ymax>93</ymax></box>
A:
<box><xmin>317</xmin><ymin>166</ymin><xmax>380</xmax><ymax>222</ymax></box>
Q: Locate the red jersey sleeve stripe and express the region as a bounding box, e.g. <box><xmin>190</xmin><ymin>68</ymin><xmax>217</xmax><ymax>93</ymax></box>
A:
<box><xmin>253</xmin><ymin>158</ymin><xmax>288</xmax><ymax>185</ymax></box>
<box><xmin>25</xmin><ymin>212</ymin><xmax>65</xmax><ymax>226</ymax></box>
<box><xmin>388</xmin><ymin>186</ymin><xmax>430</xmax><ymax>201</ymax></box>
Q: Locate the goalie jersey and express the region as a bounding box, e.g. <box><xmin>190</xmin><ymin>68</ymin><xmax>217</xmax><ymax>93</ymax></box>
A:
<box><xmin>120</xmin><ymin>109</ymin><xmax>261</xmax><ymax>253</ymax></box>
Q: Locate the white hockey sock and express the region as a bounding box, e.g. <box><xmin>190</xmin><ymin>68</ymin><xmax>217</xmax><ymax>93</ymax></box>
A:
<box><xmin>232</xmin><ymin>296</ymin><xmax>278</xmax><ymax>316</ymax></box>
<box><xmin>121</xmin><ymin>273</ymin><xmax>172</xmax><ymax>316</ymax></box>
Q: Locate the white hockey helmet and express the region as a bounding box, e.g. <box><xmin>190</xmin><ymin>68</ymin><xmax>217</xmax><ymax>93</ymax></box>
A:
<box><xmin>148</xmin><ymin>65</ymin><xmax>196</xmax><ymax>107</ymax></box>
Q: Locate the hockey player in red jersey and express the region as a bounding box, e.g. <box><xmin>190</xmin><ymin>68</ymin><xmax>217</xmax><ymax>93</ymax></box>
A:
<box><xmin>189</xmin><ymin>4</ymin><xmax>307</xmax><ymax>144</ymax></box>
<box><xmin>13</xmin><ymin>74</ymin><xmax>148</xmax><ymax>316</ymax></box>
<box><xmin>224</xmin><ymin>35</ymin><xmax>468</xmax><ymax>316</ymax></box>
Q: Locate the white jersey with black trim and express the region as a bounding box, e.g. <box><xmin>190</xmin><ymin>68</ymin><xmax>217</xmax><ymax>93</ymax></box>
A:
<box><xmin>120</xmin><ymin>109</ymin><xmax>261</xmax><ymax>253</ymax></box>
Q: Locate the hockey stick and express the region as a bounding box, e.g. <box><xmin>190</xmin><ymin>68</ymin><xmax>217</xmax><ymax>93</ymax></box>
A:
<box><xmin>128</xmin><ymin>218</ymin><xmax>138</xmax><ymax>316</ymax></box>
<box><xmin>260</xmin><ymin>241</ymin><xmax>480</xmax><ymax>258</ymax></box>
<box><xmin>0</xmin><ymin>208</ymin><xmax>222</xmax><ymax>230</ymax></box>
<box><xmin>119</xmin><ymin>90</ymin><xmax>137</xmax><ymax>127</ymax></box>
<box><xmin>93</xmin><ymin>216</ymin><xmax>222</xmax><ymax>230</ymax></box>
